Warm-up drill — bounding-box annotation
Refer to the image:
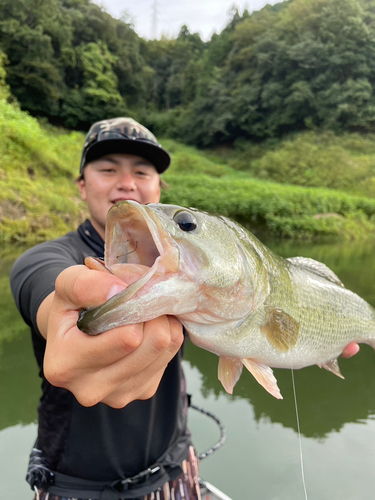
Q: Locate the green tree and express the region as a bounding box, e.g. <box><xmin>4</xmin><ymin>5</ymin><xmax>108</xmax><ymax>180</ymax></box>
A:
<box><xmin>0</xmin><ymin>0</ymin><xmax>67</xmax><ymax>115</ymax></box>
<box><xmin>0</xmin><ymin>50</ymin><xmax>11</xmax><ymax>100</ymax></box>
<box><xmin>62</xmin><ymin>41</ymin><xmax>125</xmax><ymax>127</ymax></box>
<box><xmin>184</xmin><ymin>0</ymin><xmax>375</xmax><ymax>145</ymax></box>
<box><xmin>142</xmin><ymin>26</ymin><xmax>205</xmax><ymax>111</ymax></box>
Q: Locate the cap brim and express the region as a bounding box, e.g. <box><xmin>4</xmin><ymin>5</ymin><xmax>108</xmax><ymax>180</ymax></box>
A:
<box><xmin>83</xmin><ymin>139</ymin><xmax>171</xmax><ymax>174</ymax></box>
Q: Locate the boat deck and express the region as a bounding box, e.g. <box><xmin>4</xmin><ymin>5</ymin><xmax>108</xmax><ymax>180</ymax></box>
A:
<box><xmin>199</xmin><ymin>480</ymin><xmax>232</xmax><ymax>500</ymax></box>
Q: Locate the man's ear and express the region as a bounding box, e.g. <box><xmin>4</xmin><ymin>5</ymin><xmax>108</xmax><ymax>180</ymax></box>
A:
<box><xmin>155</xmin><ymin>184</ymin><xmax>161</xmax><ymax>203</ymax></box>
<box><xmin>76</xmin><ymin>177</ymin><xmax>87</xmax><ymax>201</ymax></box>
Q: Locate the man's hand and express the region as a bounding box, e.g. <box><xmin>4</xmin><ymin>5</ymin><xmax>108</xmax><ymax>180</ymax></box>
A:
<box><xmin>41</xmin><ymin>265</ymin><xmax>184</xmax><ymax>408</ymax></box>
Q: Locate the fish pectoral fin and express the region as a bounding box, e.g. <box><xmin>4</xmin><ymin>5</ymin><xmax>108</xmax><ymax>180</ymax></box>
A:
<box><xmin>261</xmin><ymin>306</ymin><xmax>300</xmax><ymax>352</ymax></box>
<box><xmin>241</xmin><ymin>358</ymin><xmax>283</xmax><ymax>400</ymax></box>
<box><xmin>318</xmin><ymin>359</ymin><xmax>345</xmax><ymax>379</ymax></box>
<box><xmin>218</xmin><ymin>356</ymin><xmax>243</xmax><ymax>394</ymax></box>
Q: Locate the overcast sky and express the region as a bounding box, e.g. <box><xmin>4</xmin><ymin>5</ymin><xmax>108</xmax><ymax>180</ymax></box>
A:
<box><xmin>95</xmin><ymin>0</ymin><xmax>283</xmax><ymax>41</ymax></box>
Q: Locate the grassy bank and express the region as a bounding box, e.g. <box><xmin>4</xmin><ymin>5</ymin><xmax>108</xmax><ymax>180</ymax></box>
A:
<box><xmin>162</xmin><ymin>174</ymin><xmax>375</xmax><ymax>239</ymax></box>
<box><xmin>1</xmin><ymin>99</ymin><xmax>375</xmax><ymax>243</ymax></box>
<box><xmin>0</xmin><ymin>99</ymin><xmax>87</xmax><ymax>243</ymax></box>
<box><xmin>229</xmin><ymin>131</ymin><xmax>375</xmax><ymax>198</ymax></box>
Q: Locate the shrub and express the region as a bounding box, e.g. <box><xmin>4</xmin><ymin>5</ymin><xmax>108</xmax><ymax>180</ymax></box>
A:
<box><xmin>229</xmin><ymin>131</ymin><xmax>375</xmax><ymax>197</ymax></box>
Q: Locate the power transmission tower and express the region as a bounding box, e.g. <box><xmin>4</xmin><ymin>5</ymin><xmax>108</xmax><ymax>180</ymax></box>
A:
<box><xmin>151</xmin><ymin>0</ymin><xmax>158</xmax><ymax>39</ymax></box>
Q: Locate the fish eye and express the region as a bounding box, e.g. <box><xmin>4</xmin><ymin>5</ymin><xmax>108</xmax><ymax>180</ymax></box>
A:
<box><xmin>173</xmin><ymin>211</ymin><xmax>198</xmax><ymax>232</ymax></box>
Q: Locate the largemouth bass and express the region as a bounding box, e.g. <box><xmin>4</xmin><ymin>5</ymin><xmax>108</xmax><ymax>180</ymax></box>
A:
<box><xmin>78</xmin><ymin>201</ymin><xmax>375</xmax><ymax>399</ymax></box>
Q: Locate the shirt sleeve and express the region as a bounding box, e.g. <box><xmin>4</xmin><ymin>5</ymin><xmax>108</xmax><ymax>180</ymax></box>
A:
<box><xmin>10</xmin><ymin>235</ymin><xmax>85</xmax><ymax>337</ymax></box>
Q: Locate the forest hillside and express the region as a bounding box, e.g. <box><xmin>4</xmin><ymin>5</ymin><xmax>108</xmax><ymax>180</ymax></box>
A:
<box><xmin>1</xmin><ymin>0</ymin><xmax>375</xmax><ymax>243</ymax></box>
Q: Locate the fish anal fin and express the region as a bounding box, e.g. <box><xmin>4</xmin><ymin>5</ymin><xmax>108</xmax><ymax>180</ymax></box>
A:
<box><xmin>318</xmin><ymin>359</ymin><xmax>345</xmax><ymax>379</ymax></box>
<box><xmin>261</xmin><ymin>306</ymin><xmax>300</xmax><ymax>352</ymax></box>
<box><xmin>242</xmin><ymin>358</ymin><xmax>283</xmax><ymax>399</ymax></box>
<box><xmin>218</xmin><ymin>356</ymin><xmax>243</xmax><ymax>394</ymax></box>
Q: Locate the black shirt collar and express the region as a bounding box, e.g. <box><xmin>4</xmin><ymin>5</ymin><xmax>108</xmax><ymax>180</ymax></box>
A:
<box><xmin>77</xmin><ymin>219</ymin><xmax>104</xmax><ymax>258</ymax></box>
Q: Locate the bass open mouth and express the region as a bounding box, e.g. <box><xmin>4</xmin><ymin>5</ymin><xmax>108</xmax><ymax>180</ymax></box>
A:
<box><xmin>105</xmin><ymin>200</ymin><xmax>179</xmax><ymax>277</ymax></box>
<box><xmin>78</xmin><ymin>201</ymin><xmax>181</xmax><ymax>335</ymax></box>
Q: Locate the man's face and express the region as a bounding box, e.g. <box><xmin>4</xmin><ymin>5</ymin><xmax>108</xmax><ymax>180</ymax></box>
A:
<box><xmin>77</xmin><ymin>153</ymin><xmax>161</xmax><ymax>239</ymax></box>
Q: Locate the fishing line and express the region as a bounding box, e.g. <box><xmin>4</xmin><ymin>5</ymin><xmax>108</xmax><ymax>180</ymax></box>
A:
<box><xmin>116</xmin><ymin>241</ymin><xmax>138</xmax><ymax>261</ymax></box>
<box><xmin>290</xmin><ymin>366</ymin><xmax>309</xmax><ymax>500</ymax></box>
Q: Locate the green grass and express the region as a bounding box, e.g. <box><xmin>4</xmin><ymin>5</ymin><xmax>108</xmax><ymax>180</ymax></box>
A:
<box><xmin>0</xmin><ymin>100</ymin><xmax>88</xmax><ymax>242</ymax></box>
<box><xmin>1</xmin><ymin>98</ymin><xmax>375</xmax><ymax>242</ymax></box>
<box><xmin>230</xmin><ymin>131</ymin><xmax>375</xmax><ymax>198</ymax></box>
<box><xmin>161</xmin><ymin>174</ymin><xmax>375</xmax><ymax>240</ymax></box>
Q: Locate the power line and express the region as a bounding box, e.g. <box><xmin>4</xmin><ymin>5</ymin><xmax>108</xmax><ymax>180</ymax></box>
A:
<box><xmin>151</xmin><ymin>0</ymin><xmax>158</xmax><ymax>39</ymax></box>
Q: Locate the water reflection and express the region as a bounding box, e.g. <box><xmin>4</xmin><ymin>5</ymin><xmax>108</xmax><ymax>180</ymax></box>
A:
<box><xmin>1</xmin><ymin>237</ymin><xmax>375</xmax><ymax>499</ymax></box>
<box><xmin>0</xmin><ymin>247</ymin><xmax>40</xmax><ymax>498</ymax></box>
<box><xmin>264</xmin><ymin>237</ymin><xmax>375</xmax><ymax>304</ymax></box>
<box><xmin>184</xmin><ymin>237</ymin><xmax>375</xmax><ymax>439</ymax></box>
<box><xmin>0</xmin><ymin>248</ymin><xmax>40</xmax><ymax>432</ymax></box>
<box><xmin>185</xmin><ymin>341</ymin><xmax>375</xmax><ymax>439</ymax></box>
<box><xmin>0</xmin><ymin>333</ymin><xmax>39</xmax><ymax>431</ymax></box>
<box><xmin>0</xmin><ymin>248</ymin><xmax>31</xmax><ymax>348</ymax></box>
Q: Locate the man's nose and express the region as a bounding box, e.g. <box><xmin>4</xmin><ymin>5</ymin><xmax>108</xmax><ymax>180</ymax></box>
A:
<box><xmin>116</xmin><ymin>172</ymin><xmax>136</xmax><ymax>190</ymax></box>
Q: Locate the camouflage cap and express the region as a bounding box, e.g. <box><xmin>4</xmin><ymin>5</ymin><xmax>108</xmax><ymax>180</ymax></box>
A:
<box><xmin>80</xmin><ymin>117</ymin><xmax>171</xmax><ymax>174</ymax></box>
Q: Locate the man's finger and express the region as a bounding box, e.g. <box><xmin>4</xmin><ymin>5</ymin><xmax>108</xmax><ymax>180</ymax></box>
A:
<box><xmin>341</xmin><ymin>342</ymin><xmax>360</xmax><ymax>359</ymax></box>
<box><xmin>97</xmin><ymin>316</ymin><xmax>184</xmax><ymax>389</ymax></box>
<box><xmin>62</xmin><ymin>317</ymin><xmax>183</xmax><ymax>407</ymax></box>
<box><xmin>54</xmin><ymin>265</ymin><xmax>126</xmax><ymax>310</ymax></box>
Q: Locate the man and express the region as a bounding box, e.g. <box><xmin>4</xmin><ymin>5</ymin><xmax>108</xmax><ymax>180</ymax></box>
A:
<box><xmin>11</xmin><ymin>117</ymin><xmax>359</xmax><ymax>500</ymax></box>
<box><xmin>10</xmin><ymin>118</ymin><xmax>201</xmax><ymax>500</ymax></box>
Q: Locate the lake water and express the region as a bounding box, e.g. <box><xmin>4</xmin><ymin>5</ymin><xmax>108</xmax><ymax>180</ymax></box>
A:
<box><xmin>1</xmin><ymin>237</ymin><xmax>375</xmax><ymax>499</ymax></box>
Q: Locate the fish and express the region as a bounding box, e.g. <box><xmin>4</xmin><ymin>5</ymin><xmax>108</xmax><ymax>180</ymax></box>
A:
<box><xmin>77</xmin><ymin>201</ymin><xmax>375</xmax><ymax>399</ymax></box>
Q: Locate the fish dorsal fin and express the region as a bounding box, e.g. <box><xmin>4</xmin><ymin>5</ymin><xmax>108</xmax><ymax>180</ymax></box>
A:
<box><xmin>218</xmin><ymin>356</ymin><xmax>243</xmax><ymax>394</ymax></box>
<box><xmin>261</xmin><ymin>306</ymin><xmax>300</xmax><ymax>352</ymax></box>
<box><xmin>241</xmin><ymin>358</ymin><xmax>283</xmax><ymax>399</ymax></box>
<box><xmin>287</xmin><ymin>257</ymin><xmax>344</xmax><ymax>287</ymax></box>
<box><xmin>318</xmin><ymin>359</ymin><xmax>345</xmax><ymax>379</ymax></box>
